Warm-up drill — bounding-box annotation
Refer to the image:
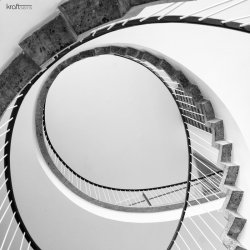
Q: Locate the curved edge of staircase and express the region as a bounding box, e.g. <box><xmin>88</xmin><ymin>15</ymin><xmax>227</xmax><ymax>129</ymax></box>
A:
<box><xmin>0</xmin><ymin>0</ymin><xmax>247</xmax><ymax>247</ymax></box>
<box><xmin>92</xmin><ymin>45</ymin><xmax>247</xmax><ymax>249</ymax></box>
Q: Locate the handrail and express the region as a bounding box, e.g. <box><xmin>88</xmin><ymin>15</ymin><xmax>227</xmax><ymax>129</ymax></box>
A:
<box><xmin>33</xmin><ymin>45</ymin><xmax>227</xmax><ymax>215</ymax></box>
<box><xmin>42</xmin><ymin>107</ymin><xmax>221</xmax><ymax>192</ymax></box>
<box><xmin>1</xmin><ymin>7</ymin><xmax>247</xmax><ymax>248</ymax></box>
<box><xmin>3</xmin><ymin>74</ymin><xmax>43</xmax><ymax>250</ymax></box>
<box><xmin>90</xmin><ymin>16</ymin><xmax>250</xmax><ymax>39</ymax></box>
<box><xmin>221</xmin><ymin>14</ymin><xmax>250</xmax><ymax>23</ymax></box>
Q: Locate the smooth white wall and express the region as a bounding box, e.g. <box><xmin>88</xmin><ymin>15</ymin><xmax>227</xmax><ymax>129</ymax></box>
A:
<box><xmin>9</xmin><ymin>57</ymin><xmax>226</xmax><ymax>250</ymax></box>
<box><xmin>1</xmin><ymin>0</ymin><xmax>250</xmax><ymax>248</ymax></box>
<box><xmin>46</xmin><ymin>55</ymin><xmax>188</xmax><ymax>189</ymax></box>
<box><xmin>0</xmin><ymin>0</ymin><xmax>62</xmax><ymax>70</ymax></box>
<box><xmin>77</xmin><ymin>23</ymin><xmax>250</xmax><ymax>247</ymax></box>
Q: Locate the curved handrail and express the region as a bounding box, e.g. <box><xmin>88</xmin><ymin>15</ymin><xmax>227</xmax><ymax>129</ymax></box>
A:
<box><xmin>43</xmin><ymin>109</ymin><xmax>222</xmax><ymax>192</ymax></box>
<box><xmin>35</xmin><ymin>49</ymin><xmax>193</xmax><ymax>212</ymax></box>
<box><xmin>2</xmin><ymin>9</ymin><xmax>248</xmax><ymax>249</ymax></box>
<box><xmin>35</xmin><ymin>45</ymin><xmax>227</xmax><ymax>215</ymax></box>
<box><xmin>43</xmin><ymin>106</ymin><xmax>219</xmax><ymax>192</ymax></box>
<box><xmin>43</xmin><ymin>105</ymin><xmax>223</xmax><ymax>205</ymax></box>
<box><xmin>3</xmin><ymin>74</ymin><xmax>43</xmax><ymax>250</ymax></box>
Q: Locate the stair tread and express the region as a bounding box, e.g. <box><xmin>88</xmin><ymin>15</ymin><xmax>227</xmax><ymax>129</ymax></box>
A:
<box><xmin>224</xmin><ymin>184</ymin><xmax>242</xmax><ymax>192</ymax></box>
<box><xmin>208</xmin><ymin>118</ymin><xmax>222</xmax><ymax>123</ymax></box>
<box><xmin>225</xmin><ymin>209</ymin><xmax>245</xmax><ymax>219</ymax></box>
<box><xmin>216</xmin><ymin>140</ymin><xmax>232</xmax><ymax>146</ymax></box>
<box><xmin>221</xmin><ymin>162</ymin><xmax>239</xmax><ymax>167</ymax></box>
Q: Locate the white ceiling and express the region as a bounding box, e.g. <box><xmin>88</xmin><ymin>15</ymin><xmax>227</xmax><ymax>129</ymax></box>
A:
<box><xmin>10</xmin><ymin>66</ymin><xmax>180</xmax><ymax>250</ymax></box>
<box><xmin>45</xmin><ymin>55</ymin><xmax>188</xmax><ymax>189</ymax></box>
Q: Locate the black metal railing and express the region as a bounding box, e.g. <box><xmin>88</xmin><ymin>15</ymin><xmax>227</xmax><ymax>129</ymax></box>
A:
<box><xmin>2</xmin><ymin>0</ymin><xmax>249</xmax><ymax>247</ymax></box>
<box><xmin>42</xmin><ymin>111</ymin><xmax>223</xmax><ymax>209</ymax></box>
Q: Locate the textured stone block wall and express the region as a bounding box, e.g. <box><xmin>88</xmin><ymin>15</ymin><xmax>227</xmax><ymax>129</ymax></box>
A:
<box><xmin>59</xmin><ymin>0</ymin><xmax>130</xmax><ymax>35</ymax></box>
<box><xmin>19</xmin><ymin>14</ymin><xmax>76</xmax><ymax>66</ymax></box>
<box><xmin>0</xmin><ymin>53</ymin><xmax>40</xmax><ymax>116</ymax></box>
<box><xmin>59</xmin><ymin>0</ymin><xmax>185</xmax><ymax>36</ymax></box>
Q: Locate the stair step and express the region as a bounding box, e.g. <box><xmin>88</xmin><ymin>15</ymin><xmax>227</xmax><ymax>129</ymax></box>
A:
<box><xmin>207</xmin><ymin>118</ymin><xmax>225</xmax><ymax>143</ymax></box>
<box><xmin>222</xmin><ymin>185</ymin><xmax>244</xmax><ymax>213</ymax></box>
<box><xmin>221</xmin><ymin>233</ymin><xmax>247</xmax><ymax>250</ymax></box>
<box><xmin>215</xmin><ymin>140</ymin><xmax>233</xmax><ymax>163</ymax></box>
<box><xmin>224</xmin><ymin>209</ymin><xmax>247</xmax><ymax>240</ymax></box>
<box><xmin>220</xmin><ymin>163</ymin><xmax>239</xmax><ymax>189</ymax></box>
<box><xmin>197</xmin><ymin>99</ymin><xmax>215</xmax><ymax>121</ymax></box>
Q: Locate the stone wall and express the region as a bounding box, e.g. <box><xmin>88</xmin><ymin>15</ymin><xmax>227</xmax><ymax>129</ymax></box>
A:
<box><xmin>19</xmin><ymin>14</ymin><xmax>77</xmax><ymax>66</ymax></box>
<box><xmin>59</xmin><ymin>0</ymin><xmax>130</xmax><ymax>35</ymax></box>
<box><xmin>0</xmin><ymin>53</ymin><xmax>40</xmax><ymax>116</ymax></box>
<box><xmin>0</xmin><ymin>0</ymin><xmax>246</xmax><ymax>245</ymax></box>
<box><xmin>59</xmin><ymin>0</ymin><xmax>185</xmax><ymax>35</ymax></box>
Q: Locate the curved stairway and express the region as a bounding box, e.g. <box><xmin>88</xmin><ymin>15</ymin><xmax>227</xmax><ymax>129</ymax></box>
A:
<box><xmin>0</xmin><ymin>0</ymin><xmax>249</xmax><ymax>249</ymax></box>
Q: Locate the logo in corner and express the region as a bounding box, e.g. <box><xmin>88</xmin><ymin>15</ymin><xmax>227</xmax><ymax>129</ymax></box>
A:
<box><xmin>6</xmin><ymin>3</ymin><xmax>32</xmax><ymax>10</ymax></box>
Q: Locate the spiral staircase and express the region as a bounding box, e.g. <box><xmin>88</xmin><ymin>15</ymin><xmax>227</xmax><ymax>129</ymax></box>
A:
<box><xmin>0</xmin><ymin>0</ymin><xmax>250</xmax><ymax>249</ymax></box>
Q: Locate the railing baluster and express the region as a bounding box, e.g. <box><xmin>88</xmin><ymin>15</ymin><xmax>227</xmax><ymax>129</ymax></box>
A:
<box><xmin>93</xmin><ymin>184</ymin><xmax>98</xmax><ymax>200</ymax></box>
<box><xmin>191</xmin><ymin>164</ymin><xmax>221</xmax><ymax>188</ymax></box>
<box><xmin>140</xmin><ymin>2</ymin><xmax>176</xmax><ymax>22</ymax></box>
<box><xmin>190</xmin><ymin>172</ymin><xmax>220</xmax><ymax>199</ymax></box>
<box><xmin>0</xmin><ymin>200</ymin><xmax>12</xmax><ymax>224</ymax></box>
<box><xmin>188</xmin><ymin>130</ymin><xmax>211</xmax><ymax>145</ymax></box>
<box><xmin>111</xmin><ymin>189</ymin><xmax>118</xmax><ymax>204</ymax></box>
<box><xmin>102</xmin><ymin>187</ymin><xmax>108</xmax><ymax>203</ymax></box>
<box><xmin>222</xmin><ymin>14</ymin><xmax>250</xmax><ymax>23</ymax></box>
<box><xmin>189</xmin><ymin>138</ymin><xmax>217</xmax><ymax>155</ymax></box>
<box><xmin>0</xmin><ymin>129</ymin><xmax>10</xmax><ymax>138</ymax></box>
<box><xmin>240</xmin><ymin>21</ymin><xmax>250</xmax><ymax>27</ymax></box>
<box><xmin>179</xmin><ymin>107</ymin><xmax>204</xmax><ymax>116</ymax></box>
<box><xmin>84</xmin><ymin>180</ymin><xmax>88</xmax><ymax>195</ymax></box>
<box><xmin>158</xmin><ymin>2</ymin><xmax>186</xmax><ymax>20</ymax></box>
<box><xmin>0</xmin><ymin>212</ymin><xmax>16</xmax><ymax>250</ymax></box>
<box><xmin>191</xmin><ymin>153</ymin><xmax>222</xmax><ymax>179</ymax></box>
<box><xmin>142</xmin><ymin>192</ymin><xmax>152</xmax><ymax>206</ymax></box>
<box><xmin>7</xmin><ymin>222</ymin><xmax>20</xmax><ymax>250</ymax></box>
<box><xmin>107</xmin><ymin>189</ymin><xmax>113</xmax><ymax>203</ymax></box>
<box><xmin>107</xmin><ymin>23</ymin><xmax>116</xmax><ymax>31</ymax></box>
<box><xmin>177</xmin><ymin>231</ymin><xmax>191</xmax><ymax>250</ymax></box>
<box><xmin>79</xmin><ymin>179</ymin><xmax>82</xmax><ymax>191</ymax></box>
<box><xmin>180</xmin><ymin>0</ymin><xmax>233</xmax><ymax>20</ymax></box>
<box><xmin>199</xmin><ymin>0</ymin><xmax>247</xmax><ymax>21</ymax></box>
<box><xmin>171</xmin><ymin>186</ymin><xmax>217</xmax><ymax>249</ymax></box>
<box><xmin>71</xmin><ymin>170</ymin><xmax>74</xmax><ymax>184</ymax></box>
<box><xmin>20</xmin><ymin>232</ymin><xmax>25</xmax><ymax>250</ymax></box>
<box><xmin>76</xmin><ymin>175</ymin><xmax>79</xmax><ymax>189</ymax></box>
<box><xmin>0</xmin><ymin>179</ymin><xmax>8</xmax><ymax>192</ymax></box>
<box><xmin>0</xmin><ymin>118</ymin><xmax>13</xmax><ymax>130</ymax></box>
<box><xmin>0</xmin><ymin>191</ymin><xmax>10</xmax><ymax>212</ymax></box>
<box><xmin>0</xmin><ymin>167</ymin><xmax>7</xmax><ymax>179</ymax></box>
<box><xmin>182</xmin><ymin>181</ymin><xmax>225</xmax><ymax>228</ymax></box>
<box><xmin>7</xmin><ymin>105</ymin><xmax>18</xmax><ymax>110</ymax></box>
<box><xmin>174</xmin><ymin>240</ymin><xmax>181</xmax><ymax>250</ymax></box>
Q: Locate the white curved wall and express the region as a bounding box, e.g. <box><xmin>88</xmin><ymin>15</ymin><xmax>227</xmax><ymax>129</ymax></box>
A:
<box><xmin>77</xmin><ymin>23</ymin><xmax>250</xmax><ymax>247</ymax></box>
<box><xmin>1</xmin><ymin>0</ymin><xmax>250</xmax><ymax>248</ymax></box>
<box><xmin>46</xmin><ymin>55</ymin><xmax>188</xmax><ymax>189</ymax></box>
<box><xmin>10</xmin><ymin>57</ymin><xmax>226</xmax><ymax>249</ymax></box>
<box><xmin>1</xmin><ymin>0</ymin><xmax>250</xmax><ymax>71</ymax></box>
<box><xmin>9</xmin><ymin>75</ymin><xmax>178</xmax><ymax>249</ymax></box>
